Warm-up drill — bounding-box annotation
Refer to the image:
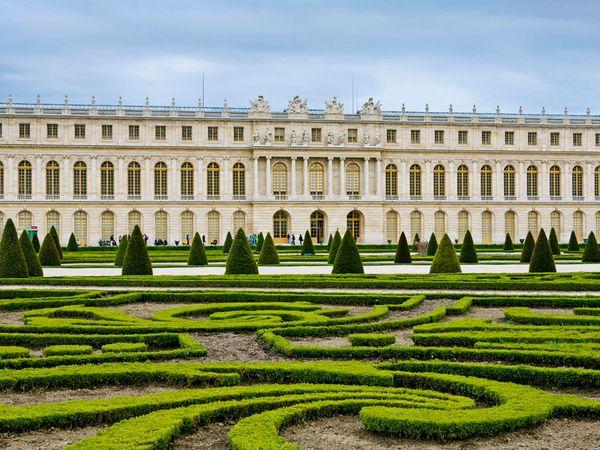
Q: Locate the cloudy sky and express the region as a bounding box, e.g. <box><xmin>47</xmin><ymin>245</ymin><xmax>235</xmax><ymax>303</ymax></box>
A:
<box><xmin>2</xmin><ymin>0</ymin><xmax>600</xmax><ymax>114</ymax></box>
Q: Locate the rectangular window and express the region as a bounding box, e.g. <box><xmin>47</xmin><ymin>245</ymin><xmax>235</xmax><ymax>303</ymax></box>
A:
<box><xmin>596</xmin><ymin>133</ymin><xmax>600</xmax><ymax>147</ymax></box>
<box><xmin>434</xmin><ymin>130</ymin><xmax>444</xmax><ymax>144</ymax></box>
<box><xmin>128</xmin><ymin>125</ymin><xmax>140</xmax><ymax>140</ymax></box>
<box><xmin>74</xmin><ymin>124</ymin><xmax>86</xmax><ymax>139</ymax></box>
<box><xmin>550</xmin><ymin>132</ymin><xmax>560</xmax><ymax>146</ymax></box>
<box><xmin>19</xmin><ymin>123</ymin><xmax>31</xmax><ymax>139</ymax></box>
<box><xmin>47</xmin><ymin>123</ymin><xmax>58</xmax><ymax>139</ymax></box>
<box><xmin>311</xmin><ymin>128</ymin><xmax>321</xmax><ymax>142</ymax></box>
<box><xmin>347</xmin><ymin>128</ymin><xmax>358</xmax><ymax>143</ymax></box>
<box><xmin>386</xmin><ymin>129</ymin><xmax>397</xmax><ymax>143</ymax></box>
<box><xmin>208</xmin><ymin>126</ymin><xmax>218</xmax><ymax>141</ymax></box>
<box><xmin>481</xmin><ymin>131</ymin><xmax>491</xmax><ymax>145</ymax></box>
<box><xmin>410</xmin><ymin>129</ymin><xmax>420</xmax><ymax>144</ymax></box>
<box><xmin>233</xmin><ymin>126</ymin><xmax>244</xmax><ymax>142</ymax></box>
<box><xmin>573</xmin><ymin>132</ymin><xmax>582</xmax><ymax>146</ymax></box>
<box><xmin>274</xmin><ymin>127</ymin><xmax>285</xmax><ymax>142</ymax></box>
<box><xmin>155</xmin><ymin>125</ymin><xmax>166</xmax><ymax>140</ymax></box>
<box><xmin>527</xmin><ymin>131</ymin><xmax>537</xmax><ymax>146</ymax></box>
<box><xmin>101</xmin><ymin>124</ymin><xmax>113</xmax><ymax>140</ymax></box>
<box><xmin>182</xmin><ymin>125</ymin><xmax>192</xmax><ymax>141</ymax></box>
<box><xmin>504</xmin><ymin>131</ymin><xmax>514</xmax><ymax>145</ymax></box>
<box><xmin>0</xmin><ymin>123</ymin><xmax>2</xmax><ymax>138</ymax></box>
<box><xmin>458</xmin><ymin>130</ymin><xmax>468</xmax><ymax>144</ymax></box>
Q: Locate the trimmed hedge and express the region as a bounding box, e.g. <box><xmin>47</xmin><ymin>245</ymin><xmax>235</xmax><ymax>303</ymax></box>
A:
<box><xmin>188</xmin><ymin>232</ymin><xmax>208</xmax><ymax>266</ymax></box>
<box><xmin>430</xmin><ymin>234</ymin><xmax>461</xmax><ymax>274</ymax></box>
<box><xmin>503</xmin><ymin>233</ymin><xmax>514</xmax><ymax>251</ymax></box>
<box><xmin>301</xmin><ymin>230</ymin><xmax>315</xmax><ymax>255</ymax></box>
<box><xmin>50</xmin><ymin>225</ymin><xmax>63</xmax><ymax>259</ymax></box>
<box><xmin>225</xmin><ymin>228</ymin><xmax>258</xmax><ymax>275</ymax></box>
<box><xmin>426</xmin><ymin>233</ymin><xmax>438</xmax><ymax>256</ymax></box>
<box><xmin>223</xmin><ymin>231</ymin><xmax>233</xmax><ymax>254</ymax></box>
<box><xmin>122</xmin><ymin>225</ymin><xmax>153</xmax><ymax>276</ymax></box>
<box><xmin>256</xmin><ymin>232</ymin><xmax>264</xmax><ymax>252</ymax></box>
<box><xmin>39</xmin><ymin>233</ymin><xmax>61</xmax><ymax>267</ymax></box>
<box><xmin>326</xmin><ymin>234</ymin><xmax>332</xmax><ymax>251</ymax></box>
<box><xmin>114</xmin><ymin>236</ymin><xmax>128</xmax><ymax>267</ymax></box>
<box><xmin>332</xmin><ymin>229</ymin><xmax>364</xmax><ymax>274</ymax></box>
<box><xmin>101</xmin><ymin>342</ymin><xmax>148</xmax><ymax>353</ymax></box>
<box><xmin>549</xmin><ymin>228</ymin><xmax>560</xmax><ymax>255</ymax></box>
<box><xmin>394</xmin><ymin>232</ymin><xmax>412</xmax><ymax>264</ymax></box>
<box><xmin>348</xmin><ymin>333</ymin><xmax>396</xmax><ymax>347</ymax></box>
<box><xmin>568</xmin><ymin>231</ymin><xmax>579</xmax><ymax>251</ymax></box>
<box><xmin>327</xmin><ymin>230</ymin><xmax>342</xmax><ymax>264</ymax></box>
<box><xmin>459</xmin><ymin>230</ymin><xmax>478</xmax><ymax>263</ymax></box>
<box><xmin>529</xmin><ymin>229</ymin><xmax>556</xmax><ymax>273</ymax></box>
<box><xmin>43</xmin><ymin>345</ymin><xmax>93</xmax><ymax>356</ymax></box>
<box><xmin>258</xmin><ymin>232</ymin><xmax>280</xmax><ymax>265</ymax></box>
<box><xmin>582</xmin><ymin>231</ymin><xmax>600</xmax><ymax>263</ymax></box>
<box><xmin>0</xmin><ymin>219</ymin><xmax>29</xmax><ymax>278</ymax></box>
<box><xmin>520</xmin><ymin>231</ymin><xmax>535</xmax><ymax>263</ymax></box>
<box><xmin>67</xmin><ymin>232</ymin><xmax>79</xmax><ymax>252</ymax></box>
<box><xmin>31</xmin><ymin>233</ymin><xmax>40</xmax><ymax>253</ymax></box>
<box><xmin>19</xmin><ymin>230</ymin><xmax>43</xmax><ymax>277</ymax></box>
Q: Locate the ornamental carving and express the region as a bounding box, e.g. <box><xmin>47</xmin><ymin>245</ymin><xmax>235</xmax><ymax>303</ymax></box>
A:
<box><xmin>361</xmin><ymin>97</ymin><xmax>381</xmax><ymax>115</ymax></box>
<box><xmin>250</xmin><ymin>95</ymin><xmax>270</xmax><ymax>113</ymax></box>
<box><xmin>325</xmin><ymin>97</ymin><xmax>344</xmax><ymax>114</ymax></box>
<box><xmin>288</xmin><ymin>96</ymin><xmax>307</xmax><ymax>114</ymax></box>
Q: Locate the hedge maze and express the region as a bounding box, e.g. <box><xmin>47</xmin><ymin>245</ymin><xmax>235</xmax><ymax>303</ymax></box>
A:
<box><xmin>0</xmin><ymin>288</ymin><xmax>598</xmax><ymax>448</ymax></box>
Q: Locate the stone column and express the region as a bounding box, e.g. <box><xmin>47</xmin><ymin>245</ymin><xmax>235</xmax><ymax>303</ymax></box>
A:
<box><xmin>197</xmin><ymin>157</ymin><xmax>204</xmax><ymax>199</ymax></box>
<box><xmin>34</xmin><ymin>156</ymin><xmax>42</xmax><ymax>199</ymax></box>
<box><xmin>471</xmin><ymin>160</ymin><xmax>480</xmax><ymax>201</ymax></box>
<box><xmin>339</xmin><ymin>157</ymin><xmax>346</xmax><ymax>198</ymax></box>
<box><xmin>375</xmin><ymin>157</ymin><xmax>382</xmax><ymax>198</ymax></box>
<box><xmin>291</xmin><ymin>157</ymin><xmax>297</xmax><ymax>199</ymax></box>
<box><xmin>6</xmin><ymin>156</ymin><xmax>14</xmax><ymax>199</ymax></box>
<box><xmin>363</xmin><ymin>157</ymin><xmax>370</xmax><ymax>198</ymax></box>
<box><xmin>540</xmin><ymin>162</ymin><xmax>547</xmax><ymax>200</ymax></box>
<box><xmin>303</xmin><ymin>156</ymin><xmax>309</xmax><ymax>198</ymax></box>
<box><xmin>495</xmin><ymin>161</ymin><xmax>503</xmax><ymax>199</ymax></box>
<box><xmin>90</xmin><ymin>156</ymin><xmax>97</xmax><ymax>199</ymax></box>
<box><xmin>223</xmin><ymin>157</ymin><xmax>230</xmax><ymax>199</ymax></box>
<box><xmin>63</xmin><ymin>156</ymin><xmax>71</xmax><ymax>199</ymax></box>
<box><xmin>400</xmin><ymin>160</ymin><xmax>407</xmax><ymax>200</ymax></box>
<box><xmin>517</xmin><ymin>161</ymin><xmax>526</xmax><ymax>201</ymax></box>
<box><xmin>144</xmin><ymin>157</ymin><xmax>152</xmax><ymax>200</ymax></box>
<box><xmin>327</xmin><ymin>156</ymin><xmax>333</xmax><ymax>199</ymax></box>
<box><xmin>252</xmin><ymin>157</ymin><xmax>259</xmax><ymax>199</ymax></box>
<box><xmin>448</xmin><ymin>161</ymin><xmax>456</xmax><ymax>200</ymax></box>
<box><xmin>117</xmin><ymin>157</ymin><xmax>125</xmax><ymax>200</ymax></box>
<box><xmin>424</xmin><ymin>160</ymin><xmax>431</xmax><ymax>199</ymax></box>
<box><xmin>266</xmin><ymin>156</ymin><xmax>272</xmax><ymax>199</ymax></box>
<box><xmin>586</xmin><ymin>162</ymin><xmax>594</xmax><ymax>201</ymax></box>
<box><xmin>565</xmin><ymin>162</ymin><xmax>572</xmax><ymax>200</ymax></box>
<box><xmin>170</xmin><ymin>157</ymin><xmax>177</xmax><ymax>200</ymax></box>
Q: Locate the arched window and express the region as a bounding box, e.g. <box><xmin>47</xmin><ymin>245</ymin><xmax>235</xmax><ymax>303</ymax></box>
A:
<box><xmin>409</xmin><ymin>164</ymin><xmax>422</xmax><ymax>198</ymax></box>
<box><xmin>46</xmin><ymin>161</ymin><xmax>60</xmax><ymax>197</ymax></box>
<box><xmin>310</xmin><ymin>163</ymin><xmax>325</xmax><ymax>197</ymax></box>
<box><xmin>410</xmin><ymin>210</ymin><xmax>423</xmax><ymax>242</ymax></box>
<box><xmin>310</xmin><ymin>210</ymin><xmax>326</xmax><ymax>242</ymax></box>
<box><xmin>433</xmin><ymin>164</ymin><xmax>446</xmax><ymax>198</ymax></box>
<box><xmin>573</xmin><ymin>211</ymin><xmax>584</xmax><ymax>241</ymax></box>
<box><xmin>18</xmin><ymin>210</ymin><xmax>32</xmax><ymax>232</ymax></box>
<box><xmin>504</xmin><ymin>165</ymin><xmax>515</xmax><ymax>198</ymax></box>
<box><xmin>527</xmin><ymin>165</ymin><xmax>538</xmax><ymax>198</ymax></box>
<box><xmin>154</xmin><ymin>162</ymin><xmax>168</xmax><ymax>198</ymax></box>
<box><xmin>596</xmin><ymin>211</ymin><xmax>600</xmax><ymax>238</ymax></box>
<box><xmin>100</xmin><ymin>161</ymin><xmax>114</xmax><ymax>198</ymax></box>
<box><xmin>273</xmin><ymin>210</ymin><xmax>289</xmax><ymax>239</ymax></box>
<box><xmin>385</xmin><ymin>210</ymin><xmax>398</xmax><ymax>243</ymax></box>
<box><xmin>18</xmin><ymin>160</ymin><xmax>32</xmax><ymax>197</ymax></box>
<box><xmin>434</xmin><ymin>210</ymin><xmax>446</xmax><ymax>237</ymax></box>
<box><xmin>181</xmin><ymin>210</ymin><xmax>194</xmax><ymax>241</ymax></box>
<box><xmin>528</xmin><ymin>211</ymin><xmax>540</xmax><ymax>236</ymax></box>
<box><xmin>595</xmin><ymin>167</ymin><xmax>600</xmax><ymax>199</ymax></box>
<box><xmin>480</xmin><ymin>165</ymin><xmax>492</xmax><ymax>198</ymax></box>
<box><xmin>128</xmin><ymin>210</ymin><xmax>142</xmax><ymax>233</ymax></box>
<box><xmin>572</xmin><ymin>166</ymin><xmax>583</xmax><ymax>198</ymax></box>
<box><xmin>482</xmin><ymin>210</ymin><xmax>493</xmax><ymax>244</ymax></box>
<box><xmin>0</xmin><ymin>162</ymin><xmax>4</xmax><ymax>197</ymax></box>
<box><xmin>73</xmin><ymin>210</ymin><xmax>88</xmax><ymax>246</ymax></box>
<box><xmin>346</xmin><ymin>163</ymin><xmax>360</xmax><ymax>198</ymax></box>
<box><xmin>549</xmin><ymin>165</ymin><xmax>561</xmax><ymax>198</ymax></box>
<box><xmin>46</xmin><ymin>210</ymin><xmax>60</xmax><ymax>236</ymax></box>
<box><xmin>232</xmin><ymin>162</ymin><xmax>245</xmax><ymax>198</ymax></box>
<box><xmin>73</xmin><ymin>161</ymin><xmax>87</xmax><ymax>197</ymax></box>
<box><xmin>458</xmin><ymin>210</ymin><xmax>469</xmax><ymax>243</ymax></box>
<box><xmin>207</xmin><ymin>211</ymin><xmax>220</xmax><ymax>243</ymax></box>
<box><xmin>101</xmin><ymin>210</ymin><xmax>115</xmax><ymax>241</ymax></box>
<box><xmin>347</xmin><ymin>210</ymin><xmax>362</xmax><ymax>241</ymax></box>
<box><xmin>385</xmin><ymin>164</ymin><xmax>398</xmax><ymax>198</ymax></box>
<box><xmin>550</xmin><ymin>211</ymin><xmax>561</xmax><ymax>240</ymax></box>
<box><xmin>207</xmin><ymin>162</ymin><xmax>220</xmax><ymax>198</ymax></box>
<box><xmin>457</xmin><ymin>164</ymin><xmax>469</xmax><ymax>198</ymax></box>
<box><xmin>154</xmin><ymin>210</ymin><xmax>168</xmax><ymax>241</ymax></box>
<box><xmin>233</xmin><ymin>210</ymin><xmax>246</xmax><ymax>232</ymax></box>
<box><xmin>180</xmin><ymin>162</ymin><xmax>194</xmax><ymax>199</ymax></box>
<box><xmin>505</xmin><ymin>211</ymin><xmax>517</xmax><ymax>242</ymax></box>
<box><xmin>272</xmin><ymin>162</ymin><xmax>288</xmax><ymax>199</ymax></box>
<box><xmin>127</xmin><ymin>162</ymin><xmax>141</xmax><ymax>198</ymax></box>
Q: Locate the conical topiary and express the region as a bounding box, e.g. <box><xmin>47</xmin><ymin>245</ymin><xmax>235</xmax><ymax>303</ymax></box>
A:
<box><xmin>426</xmin><ymin>233</ymin><xmax>438</xmax><ymax>256</ymax></box>
<box><xmin>0</xmin><ymin>219</ymin><xmax>29</xmax><ymax>278</ymax></box>
<box><xmin>327</xmin><ymin>230</ymin><xmax>342</xmax><ymax>264</ymax></box>
<box><xmin>301</xmin><ymin>230</ymin><xmax>315</xmax><ymax>255</ymax></box>
<box><xmin>67</xmin><ymin>232</ymin><xmax>78</xmax><ymax>252</ymax></box>
<box><xmin>32</xmin><ymin>233</ymin><xmax>40</xmax><ymax>253</ymax></box>
<box><xmin>122</xmin><ymin>225</ymin><xmax>153</xmax><ymax>275</ymax></box>
<box><xmin>188</xmin><ymin>232</ymin><xmax>208</xmax><ymax>266</ymax></box>
<box><xmin>256</xmin><ymin>232</ymin><xmax>264</xmax><ymax>252</ymax></box>
<box><xmin>529</xmin><ymin>229</ymin><xmax>556</xmax><ymax>273</ymax></box>
<box><xmin>258</xmin><ymin>232</ymin><xmax>280</xmax><ymax>265</ymax></box>
<box><xmin>503</xmin><ymin>233</ymin><xmax>514</xmax><ymax>251</ymax></box>
<box><xmin>223</xmin><ymin>231</ymin><xmax>233</xmax><ymax>254</ymax></box>
<box><xmin>549</xmin><ymin>228</ymin><xmax>560</xmax><ymax>255</ymax></box>
<box><xmin>38</xmin><ymin>233</ymin><xmax>61</xmax><ymax>267</ymax></box>
<box><xmin>520</xmin><ymin>231</ymin><xmax>535</xmax><ymax>263</ymax></box>
<box><xmin>394</xmin><ymin>231</ymin><xmax>412</xmax><ymax>264</ymax></box>
<box><xmin>568</xmin><ymin>231</ymin><xmax>579</xmax><ymax>251</ymax></box>
<box><xmin>582</xmin><ymin>231</ymin><xmax>600</xmax><ymax>263</ymax></box>
<box><xmin>225</xmin><ymin>228</ymin><xmax>258</xmax><ymax>274</ymax></box>
<box><xmin>413</xmin><ymin>233</ymin><xmax>421</xmax><ymax>251</ymax></box>
<box><xmin>332</xmin><ymin>229</ymin><xmax>364</xmax><ymax>274</ymax></box>
<box><xmin>459</xmin><ymin>230</ymin><xmax>478</xmax><ymax>263</ymax></box>
<box><xmin>326</xmin><ymin>234</ymin><xmax>332</xmax><ymax>251</ymax></box>
<box><xmin>19</xmin><ymin>230</ymin><xmax>43</xmax><ymax>277</ymax></box>
<box><xmin>114</xmin><ymin>236</ymin><xmax>128</xmax><ymax>267</ymax></box>
<box><xmin>429</xmin><ymin>233</ymin><xmax>461</xmax><ymax>273</ymax></box>
<box><xmin>49</xmin><ymin>226</ymin><xmax>62</xmax><ymax>259</ymax></box>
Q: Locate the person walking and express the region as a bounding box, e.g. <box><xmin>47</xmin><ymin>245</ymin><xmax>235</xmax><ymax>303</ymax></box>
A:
<box><xmin>291</xmin><ymin>234</ymin><xmax>296</xmax><ymax>245</ymax></box>
<box><xmin>299</xmin><ymin>234</ymin><xmax>303</xmax><ymax>245</ymax></box>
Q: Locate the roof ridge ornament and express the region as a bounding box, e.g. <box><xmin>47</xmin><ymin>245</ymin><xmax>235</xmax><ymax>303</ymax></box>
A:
<box><xmin>288</xmin><ymin>95</ymin><xmax>307</xmax><ymax>114</ymax></box>
<box><xmin>325</xmin><ymin>97</ymin><xmax>344</xmax><ymax>115</ymax></box>
<box><xmin>250</xmin><ymin>95</ymin><xmax>270</xmax><ymax>113</ymax></box>
<box><xmin>361</xmin><ymin>97</ymin><xmax>381</xmax><ymax>116</ymax></box>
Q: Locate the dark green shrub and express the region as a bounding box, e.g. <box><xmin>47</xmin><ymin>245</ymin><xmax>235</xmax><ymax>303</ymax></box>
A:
<box><xmin>582</xmin><ymin>231</ymin><xmax>600</xmax><ymax>263</ymax></box>
<box><xmin>19</xmin><ymin>230</ymin><xmax>43</xmax><ymax>277</ymax></box>
<box><xmin>50</xmin><ymin>225</ymin><xmax>63</xmax><ymax>259</ymax></box>
<box><xmin>520</xmin><ymin>231</ymin><xmax>535</xmax><ymax>263</ymax></box>
<box><xmin>429</xmin><ymin>234</ymin><xmax>461</xmax><ymax>273</ymax></box>
<box><xmin>258</xmin><ymin>232</ymin><xmax>280</xmax><ymax>265</ymax></box>
<box><xmin>459</xmin><ymin>230</ymin><xmax>478</xmax><ymax>263</ymax></box>
<box><xmin>503</xmin><ymin>233</ymin><xmax>514</xmax><ymax>251</ymax></box>
<box><xmin>67</xmin><ymin>233</ymin><xmax>79</xmax><ymax>252</ymax></box>
<box><xmin>529</xmin><ymin>229</ymin><xmax>556</xmax><ymax>273</ymax></box>
<box><xmin>114</xmin><ymin>236</ymin><xmax>128</xmax><ymax>267</ymax></box>
<box><xmin>0</xmin><ymin>219</ymin><xmax>29</xmax><ymax>278</ymax></box>
<box><xmin>394</xmin><ymin>232</ymin><xmax>411</xmax><ymax>264</ymax></box>
<box><xmin>223</xmin><ymin>231</ymin><xmax>233</xmax><ymax>254</ymax></box>
<box><xmin>568</xmin><ymin>231</ymin><xmax>579</xmax><ymax>251</ymax></box>
<box><xmin>256</xmin><ymin>232</ymin><xmax>264</xmax><ymax>252</ymax></box>
<box><xmin>225</xmin><ymin>228</ymin><xmax>258</xmax><ymax>274</ymax></box>
<box><xmin>326</xmin><ymin>234</ymin><xmax>332</xmax><ymax>251</ymax></box>
<box><xmin>187</xmin><ymin>232</ymin><xmax>208</xmax><ymax>266</ymax></box>
<box><xmin>122</xmin><ymin>225</ymin><xmax>153</xmax><ymax>276</ymax></box>
<box><xmin>301</xmin><ymin>230</ymin><xmax>315</xmax><ymax>255</ymax></box>
<box><xmin>327</xmin><ymin>230</ymin><xmax>342</xmax><ymax>264</ymax></box>
<box><xmin>549</xmin><ymin>228</ymin><xmax>560</xmax><ymax>255</ymax></box>
<box><xmin>39</xmin><ymin>233</ymin><xmax>61</xmax><ymax>267</ymax></box>
<box><xmin>31</xmin><ymin>233</ymin><xmax>40</xmax><ymax>253</ymax></box>
<box><xmin>426</xmin><ymin>233</ymin><xmax>438</xmax><ymax>256</ymax></box>
<box><xmin>412</xmin><ymin>233</ymin><xmax>420</xmax><ymax>251</ymax></box>
<box><xmin>332</xmin><ymin>229</ymin><xmax>364</xmax><ymax>274</ymax></box>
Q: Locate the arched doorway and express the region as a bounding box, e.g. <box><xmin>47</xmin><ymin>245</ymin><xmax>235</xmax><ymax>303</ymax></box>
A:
<box><xmin>310</xmin><ymin>211</ymin><xmax>325</xmax><ymax>243</ymax></box>
<box><xmin>273</xmin><ymin>210</ymin><xmax>289</xmax><ymax>244</ymax></box>
<box><xmin>346</xmin><ymin>210</ymin><xmax>362</xmax><ymax>242</ymax></box>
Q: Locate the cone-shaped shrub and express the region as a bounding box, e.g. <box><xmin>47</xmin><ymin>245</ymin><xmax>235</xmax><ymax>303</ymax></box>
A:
<box><xmin>413</xmin><ymin>233</ymin><xmax>420</xmax><ymax>251</ymax></box>
<box><xmin>429</xmin><ymin>233</ymin><xmax>461</xmax><ymax>273</ymax></box>
<box><xmin>223</xmin><ymin>231</ymin><xmax>233</xmax><ymax>253</ymax></box>
<box><xmin>326</xmin><ymin>234</ymin><xmax>332</xmax><ymax>251</ymax></box>
<box><xmin>258</xmin><ymin>232</ymin><xmax>280</xmax><ymax>265</ymax></box>
<box><xmin>549</xmin><ymin>227</ymin><xmax>560</xmax><ymax>255</ymax></box>
<box><xmin>122</xmin><ymin>225</ymin><xmax>152</xmax><ymax>275</ymax></box>
<box><xmin>520</xmin><ymin>231</ymin><xmax>535</xmax><ymax>263</ymax></box>
<box><xmin>0</xmin><ymin>219</ymin><xmax>28</xmax><ymax>278</ymax></box>
<box><xmin>67</xmin><ymin>233</ymin><xmax>78</xmax><ymax>252</ymax></box>
<box><xmin>503</xmin><ymin>233</ymin><xmax>514</xmax><ymax>251</ymax></box>
<box><xmin>327</xmin><ymin>230</ymin><xmax>342</xmax><ymax>264</ymax></box>
<box><xmin>459</xmin><ymin>230</ymin><xmax>478</xmax><ymax>263</ymax></box>
<box><xmin>32</xmin><ymin>233</ymin><xmax>40</xmax><ymax>253</ymax></box>
<box><xmin>19</xmin><ymin>230</ymin><xmax>43</xmax><ymax>277</ymax></box>
<box><xmin>529</xmin><ymin>228</ymin><xmax>556</xmax><ymax>273</ymax></box>
<box><xmin>49</xmin><ymin>226</ymin><xmax>62</xmax><ymax>259</ymax></box>
<box><xmin>301</xmin><ymin>230</ymin><xmax>315</xmax><ymax>255</ymax></box>
<box><xmin>582</xmin><ymin>231</ymin><xmax>600</xmax><ymax>263</ymax></box>
<box><xmin>187</xmin><ymin>232</ymin><xmax>208</xmax><ymax>266</ymax></box>
<box><xmin>114</xmin><ymin>236</ymin><xmax>128</xmax><ymax>267</ymax></box>
<box><xmin>256</xmin><ymin>232</ymin><xmax>264</xmax><ymax>252</ymax></box>
<box><xmin>332</xmin><ymin>229</ymin><xmax>364</xmax><ymax>274</ymax></box>
<box><xmin>426</xmin><ymin>233</ymin><xmax>438</xmax><ymax>256</ymax></box>
<box><xmin>568</xmin><ymin>231</ymin><xmax>579</xmax><ymax>251</ymax></box>
<box><xmin>394</xmin><ymin>232</ymin><xmax>411</xmax><ymax>264</ymax></box>
<box><xmin>38</xmin><ymin>233</ymin><xmax>61</xmax><ymax>267</ymax></box>
<box><xmin>225</xmin><ymin>228</ymin><xmax>258</xmax><ymax>274</ymax></box>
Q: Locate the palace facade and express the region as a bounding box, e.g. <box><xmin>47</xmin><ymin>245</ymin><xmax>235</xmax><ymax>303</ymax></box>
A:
<box><xmin>0</xmin><ymin>94</ymin><xmax>599</xmax><ymax>246</ymax></box>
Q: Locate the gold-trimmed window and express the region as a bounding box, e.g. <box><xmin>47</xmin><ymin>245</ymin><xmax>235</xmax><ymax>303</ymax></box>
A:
<box><xmin>128</xmin><ymin>210</ymin><xmax>142</xmax><ymax>233</ymax></box>
<box><xmin>409</xmin><ymin>164</ymin><xmax>421</xmax><ymax>197</ymax></box>
<box><xmin>505</xmin><ymin>211</ymin><xmax>516</xmax><ymax>241</ymax></box>
<box><xmin>433</xmin><ymin>164</ymin><xmax>446</xmax><ymax>198</ymax></box>
<box><xmin>504</xmin><ymin>165</ymin><xmax>515</xmax><ymax>197</ymax></box>
<box><xmin>73</xmin><ymin>210</ymin><xmax>88</xmax><ymax>246</ymax></box>
<box><xmin>410</xmin><ymin>210</ymin><xmax>422</xmax><ymax>241</ymax></box>
<box><xmin>385</xmin><ymin>210</ymin><xmax>398</xmax><ymax>243</ymax></box>
<box><xmin>310</xmin><ymin>210</ymin><xmax>325</xmax><ymax>242</ymax></box>
<box><xmin>527</xmin><ymin>131</ymin><xmax>537</xmax><ymax>146</ymax></box>
<box><xmin>180</xmin><ymin>162</ymin><xmax>194</xmax><ymax>198</ymax></box>
<box><xmin>434</xmin><ymin>130</ymin><xmax>444</xmax><ymax>144</ymax></box>
<box><xmin>100</xmin><ymin>161</ymin><xmax>114</xmax><ymax>197</ymax></box>
<box><xmin>386</xmin><ymin>129</ymin><xmax>396</xmax><ymax>143</ymax></box>
<box><xmin>181</xmin><ymin>126</ymin><xmax>192</xmax><ymax>141</ymax></box>
<box><xmin>233</xmin><ymin>210</ymin><xmax>246</xmax><ymax>233</ymax></box>
<box><xmin>46</xmin><ymin>161</ymin><xmax>60</xmax><ymax>196</ymax></box>
<box><xmin>595</xmin><ymin>166</ymin><xmax>600</xmax><ymax>198</ymax></box>
<box><xmin>481</xmin><ymin>131</ymin><xmax>491</xmax><ymax>145</ymax></box>
<box><xmin>504</xmin><ymin>131</ymin><xmax>514</xmax><ymax>145</ymax></box>
<box><xmin>273</xmin><ymin>210</ymin><xmax>288</xmax><ymax>239</ymax></box>
<box><xmin>46</xmin><ymin>210</ymin><xmax>60</xmax><ymax>236</ymax></box>
<box><xmin>101</xmin><ymin>124</ymin><xmax>113</xmax><ymax>140</ymax></box>
<box><xmin>550</xmin><ymin>132</ymin><xmax>560</xmax><ymax>146</ymax></box>
<box><xmin>385</xmin><ymin>164</ymin><xmax>398</xmax><ymax>197</ymax></box>
<box><xmin>573</xmin><ymin>132</ymin><xmax>582</xmax><ymax>147</ymax></box>
<box><xmin>410</xmin><ymin>129</ymin><xmax>420</xmax><ymax>144</ymax></box>
<box><xmin>233</xmin><ymin>126</ymin><xmax>244</xmax><ymax>142</ymax></box>
<box><xmin>232</xmin><ymin>162</ymin><xmax>245</xmax><ymax>197</ymax></box>
<box><xmin>574</xmin><ymin>211</ymin><xmax>584</xmax><ymax>241</ymax></box>
<box><xmin>155</xmin><ymin>126</ymin><xmax>166</xmax><ymax>141</ymax></box>
<box><xmin>127</xmin><ymin>162</ymin><xmax>141</xmax><ymax>197</ymax></box>
<box><xmin>550</xmin><ymin>211</ymin><xmax>561</xmax><ymax>239</ymax></box>
<box><xmin>572</xmin><ymin>165</ymin><xmax>583</xmax><ymax>198</ymax></box>
<box><xmin>434</xmin><ymin>210</ymin><xmax>446</xmax><ymax>237</ymax></box>
<box><xmin>347</xmin><ymin>210</ymin><xmax>362</xmax><ymax>241</ymax></box>
<box><xmin>480</xmin><ymin>165</ymin><xmax>492</xmax><ymax>197</ymax></box>
<box><xmin>153</xmin><ymin>162</ymin><xmax>168</xmax><ymax>197</ymax></box>
<box><xmin>207</xmin><ymin>162</ymin><xmax>220</xmax><ymax>197</ymax></box>
<box><xmin>208</xmin><ymin>126</ymin><xmax>218</xmax><ymax>141</ymax></box>
<box><xmin>482</xmin><ymin>210</ymin><xmax>493</xmax><ymax>244</ymax></box>
<box><xmin>74</xmin><ymin>124</ymin><xmax>86</xmax><ymax>139</ymax></box>
<box><xmin>274</xmin><ymin>127</ymin><xmax>285</xmax><ymax>143</ymax></box>
<box><xmin>458</xmin><ymin>130</ymin><xmax>468</xmax><ymax>144</ymax></box>
<box><xmin>309</xmin><ymin>162</ymin><xmax>324</xmax><ymax>196</ymax></box>
<box><xmin>128</xmin><ymin>125</ymin><xmax>140</xmax><ymax>140</ymax></box>
<box><xmin>17</xmin><ymin>210</ymin><xmax>32</xmax><ymax>232</ymax></box>
<box><xmin>527</xmin><ymin>165</ymin><xmax>538</xmax><ymax>197</ymax></box>
<box><xmin>272</xmin><ymin>162</ymin><xmax>288</xmax><ymax>197</ymax></box>
<box><xmin>347</xmin><ymin>128</ymin><xmax>358</xmax><ymax>143</ymax></box>
<box><xmin>181</xmin><ymin>210</ymin><xmax>194</xmax><ymax>240</ymax></box>
<box><xmin>311</xmin><ymin>128</ymin><xmax>321</xmax><ymax>142</ymax></box>
<box><xmin>47</xmin><ymin>123</ymin><xmax>58</xmax><ymax>139</ymax></box>
<box><xmin>101</xmin><ymin>210</ymin><xmax>115</xmax><ymax>241</ymax></box>
<box><xmin>528</xmin><ymin>211</ymin><xmax>540</xmax><ymax>236</ymax></box>
<box><xmin>73</xmin><ymin>161</ymin><xmax>87</xmax><ymax>197</ymax></box>
<box><xmin>18</xmin><ymin>160</ymin><xmax>32</xmax><ymax>196</ymax></box>
<box><xmin>549</xmin><ymin>165</ymin><xmax>561</xmax><ymax>197</ymax></box>
<box><xmin>456</xmin><ymin>164</ymin><xmax>469</xmax><ymax>198</ymax></box>
<box><xmin>345</xmin><ymin>163</ymin><xmax>360</xmax><ymax>197</ymax></box>
<box><xmin>19</xmin><ymin>123</ymin><xmax>31</xmax><ymax>139</ymax></box>
<box><xmin>154</xmin><ymin>211</ymin><xmax>168</xmax><ymax>241</ymax></box>
<box><xmin>458</xmin><ymin>210</ymin><xmax>469</xmax><ymax>243</ymax></box>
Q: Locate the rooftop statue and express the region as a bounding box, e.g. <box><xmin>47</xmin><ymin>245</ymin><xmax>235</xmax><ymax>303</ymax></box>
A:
<box><xmin>325</xmin><ymin>96</ymin><xmax>344</xmax><ymax>114</ymax></box>
<box><xmin>288</xmin><ymin>96</ymin><xmax>307</xmax><ymax>114</ymax></box>
<box><xmin>250</xmin><ymin>95</ymin><xmax>270</xmax><ymax>113</ymax></box>
<box><xmin>362</xmin><ymin>97</ymin><xmax>381</xmax><ymax>115</ymax></box>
